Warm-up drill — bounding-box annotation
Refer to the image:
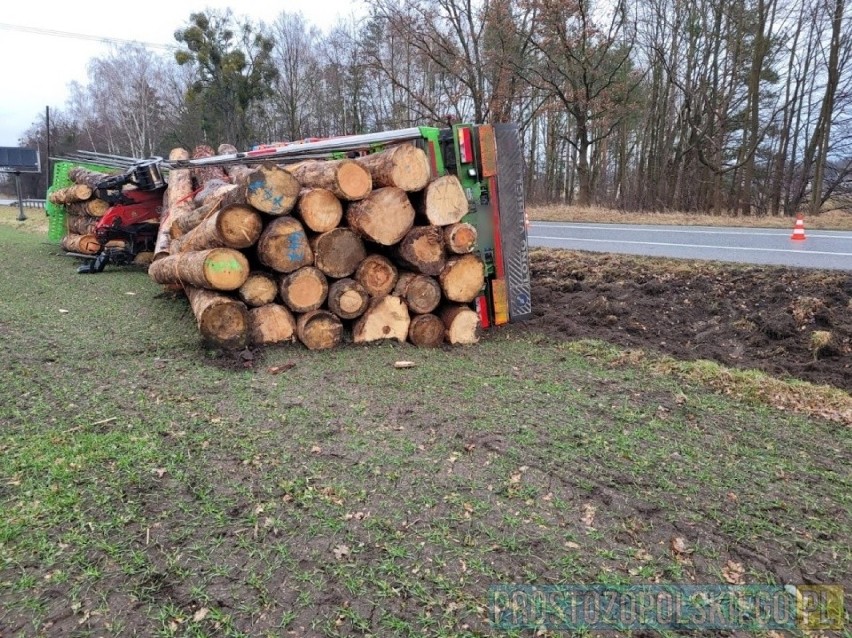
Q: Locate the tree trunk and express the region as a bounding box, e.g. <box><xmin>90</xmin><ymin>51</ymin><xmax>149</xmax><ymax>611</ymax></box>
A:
<box><xmin>190</xmin><ymin>144</ymin><xmax>229</xmax><ymax>189</ymax></box>
<box><xmin>285</xmin><ymin>159</ymin><xmax>372</xmax><ymax>201</ymax></box>
<box><xmin>249</xmin><ymin>303</ymin><xmax>297</xmax><ymax>345</ymax></box>
<box><xmin>353</xmin><ymin>295</ymin><xmax>411</xmax><ymax>344</ymax></box>
<box><xmin>415</xmin><ymin>175</ymin><xmax>468</xmax><ymax>226</ymax></box>
<box><xmin>439</xmin><ymin>254</ymin><xmax>485</xmax><ymax>302</ymax></box>
<box><xmin>279</xmin><ymin>266</ymin><xmax>328</xmax><ymax>313</ymax></box>
<box><xmin>310</xmin><ymin>228</ymin><xmax>366</xmax><ymax>278</ymax></box>
<box><xmin>180</xmin><ymin>204</ymin><xmax>263</xmax><ymax>253</ymax></box>
<box><xmin>173</xmin><ymin>184</ymin><xmax>238</xmax><ymax>236</ymax></box>
<box><xmin>68</xmin><ymin>166</ymin><xmax>113</xmax><ymax>190</ymax></box>
<box><xmin>244</xmin><ymin>164</ymin><xmax>301</xmax><ymax>215</ymax></box>
<box><xmin>67</xmin><ymin>216</ymin><xmax>99</xmax><ymax>235</ymax></box>
<box><xmin>345</xmin><ymin>186</ymin><xmax>416</xmax><ymax>245</ymax></box>
<box><xmin>408</xmin><ymin>313</ymin><xmax>445</xmax><ymax>347</ymax></box>
<box><xmin>327</xmin><ymin>278</ymin><xmax>370</xmax><ymax>319</ymax></box>
<box><xmin>154</xmin><ymin>147</ymin><xmax>191</xmax><ymax>259</ymax></box>
<box><xmin>148</xmin><ymin>248</ymin><xmax>250</xmax><ymax>291</ymax></box>
<box><xmin>257</xmin><ymin>216</ymin><xmax>313</xmax><ymax>273</ymax></box>
<box><xmin>354</xmin><ymin>254</ymin><xmax>398</xmax><ymax>297</ymax></box>
<box><xmin>238</xmin><ymin>271</ymin><xmax>279</xmax><ymax>307</ymax></box>
<box><xmin>295</xmin><ymin>188</ymin><xmax>343</xmax><ymax>232</ymax></box>
<box><xmin>61</xmin><ymin>233</ymin><xmax>101</xmax><ymax>254</ymax></box>
<box><xmin>355</xmin><ymin>143</ymin><xmax>431</xmax><ymax>191</ymax></box>
<box><xmin>441</xmin><ymin>305</ymin><xmax>480</xmax><ymax>344</ymax></box>
<box><xmin>296</xmin><ymin>309</ymin><xmax>343</xmax><ymax>350</ymax></box>
<box><xmin>393</xmin><ymin>272</ymin><xmax>442</xmax><ymax>314</ymax></box>
<box><xmin>185</xmin><ymin>285</ymin><xmax>249</xmax><ymax>349</ymax></box>
<box><xmin>394</xmin><ymin>226</ymin><xmax>446</xmax><ymax>276</ymax></box>
<box><xmin>65</xmin><ymin>199</ymin><xmax>110</xmax><ymax>217</ymax></box>
<box><xmin>442</xmin><ymin>222</ymin><xmax>477</xmax><ymax>254</ymax></box>
<box><xmin>48</xmin><ymin>184</ymin><xmax>94</xmax><ymax>205</ymax></box>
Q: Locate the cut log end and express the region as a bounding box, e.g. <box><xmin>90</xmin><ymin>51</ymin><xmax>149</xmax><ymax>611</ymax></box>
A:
<box><xmin>355</xmin><ymin>254</ymin><xmax>398</xmax><ymax>297</ymax></box>
<box><xmin>297</xmin><ymin>310</ymin><xmax>343</xmax><ymax>350</ymax></box>
<box><xmin>328</xmin><ymin>278</ymin><xmax>370</xmax><ymax>320</ymax></box>
<box><xmin>395</xmin><ymin>225</ymin><xmax>446</xmax><ymax>276</ymax></box>
<box><xmin>442</xmin><ymin>305</ymin><xmax>480</xmax><ymax>345</ymax></box>
<box><xmin>420</xmin><ymin>175</ymin><xmax>468</xmax><ymax>226</ymax></box>
<box><xmin>346</xmin><ymin>187</ymin><xmax>415</xmax><ymax>246</ymax></box>
<box><xmin>337</xmin><ymin>162</ymin><xmax>373</xmax><ymax>200</ymax></box>
<box><xmin>443</xmin><ymin>222</ymin><xmax>478</xmax><ymax>254</ymax></box>
<box><xmin>249</xmin><ymin>304</ymin><xmax>297</xmax><ymax>345</ymax></box>
<box><xmin>257</xmin><ymin>217</ymin><xmax>313</xmax><ymax>273</ymax></box>
<box><xmin>439</xmin><ymin>254</ymin><xmax>485</xmax><ymax>303</ymax></box>
<box><xmin>311</xmin><ymin>228</ymin><xmax>366</xmax><ymax>278</ymax></box>
<box><xmin>279</xmin><ymin>266</ymin><xmax>328</xmax><ymax>313</ymax></box>
<box><xmin>357</xmin><ymin>144</ymin><xmax>431</xmax><ymax>191</ymax></box>
<box><xmin>353</xmin><ymin>295</ymin><xmax>411</xmax><ymax>344</ymax></box>
<box><xmin>239</xmin><ymin>272</ymin><xmax>279</xmax><ymax>307</ymax></box>
<box><xmin>245</xmin><ymin>164</ymin><xmax>301</xmax><ymax>215</ymax></box>
<box><xmin>394</xmin><ymin>272</ymin><xmax>442</xmax><ymax>314</ymax></box>
<box><xmin>297</xmin><ymin>188</ymin><xmax>343</xmax><ymax>232</ymax></box>
<box><xmin>408</xmin><ymin>313</ymin><xmax>445</xmax><ymax>347</ymax></box>
<box><xmin>186</xmin><ymin>286</ymin><xmax>249</xmax><ymax>350</ymax></box>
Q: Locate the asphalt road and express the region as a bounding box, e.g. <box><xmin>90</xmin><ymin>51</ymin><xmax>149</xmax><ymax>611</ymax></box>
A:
<box><xmin>528</xmin><ymin>222</ymin><xmax>852</xmax><ymax>271</ymax></box>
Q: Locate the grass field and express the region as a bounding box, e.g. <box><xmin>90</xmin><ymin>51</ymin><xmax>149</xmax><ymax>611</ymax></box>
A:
<box><xmin>0</xmin><ymin>226</ymin><xmax>849</xmax><ymax>636</ymax></box>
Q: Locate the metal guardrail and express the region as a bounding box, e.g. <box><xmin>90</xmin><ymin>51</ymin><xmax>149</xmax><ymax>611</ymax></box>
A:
<box><xmin>10</xmin><ymin>199</ymin><xmax>46</xmax><ymax>208</ymax></box>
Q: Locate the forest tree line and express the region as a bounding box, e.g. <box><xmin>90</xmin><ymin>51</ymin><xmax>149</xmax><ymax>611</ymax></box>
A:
<box><xmin>14</xmin><ymin>0</ymin><xmax>852</xmax><ymax>215</ymax></box>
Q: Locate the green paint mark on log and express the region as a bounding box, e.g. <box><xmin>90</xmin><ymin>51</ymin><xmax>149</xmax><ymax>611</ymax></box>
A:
<box><xmin>207</xmin><ymin>258</ymin><xmax>243</xmax><ymax>273</ymax></box>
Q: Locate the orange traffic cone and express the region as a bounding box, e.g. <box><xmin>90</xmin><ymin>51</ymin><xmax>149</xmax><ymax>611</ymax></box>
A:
<box><xmin>790</xmin><ymin>215</ymin><xmax>807</xmax><ymax>240</ymax></box>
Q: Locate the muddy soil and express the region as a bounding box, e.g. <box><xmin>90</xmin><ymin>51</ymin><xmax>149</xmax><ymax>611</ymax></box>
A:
<box><xmin>525</xmin><ymin>249</ymin><xmax>852</xmax><ymax>391</ymax></box>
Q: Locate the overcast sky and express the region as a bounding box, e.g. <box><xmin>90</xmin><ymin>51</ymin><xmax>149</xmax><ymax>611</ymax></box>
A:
<box><xmin>0</xmin><ymin>1</ymin><xmax>365</xmax><ymax>148</ymax></box>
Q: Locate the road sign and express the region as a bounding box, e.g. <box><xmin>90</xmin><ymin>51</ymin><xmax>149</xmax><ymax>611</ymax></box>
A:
<box><xmin>0</xmin><ymin>147</ymin><xmax>40</xmax><ymax>173</ymax></box>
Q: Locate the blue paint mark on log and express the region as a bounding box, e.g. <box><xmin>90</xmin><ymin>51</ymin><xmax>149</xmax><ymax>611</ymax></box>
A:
<box><xmin>248</xmin><ymin>179</ymin><xmax>265</xmax><ymax>194</ymax></box>
<box><xmin>288</xmin><ymin>233</ymin><xmax>307</xmax><ymax>263</ymax></box>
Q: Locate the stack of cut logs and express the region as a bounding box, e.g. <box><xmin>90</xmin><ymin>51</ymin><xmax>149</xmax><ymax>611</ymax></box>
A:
<box><xmin>52</xmin><ymin>167</ymin><xmax>118</xmax><ymax>255</ymax></box>
<box><xmin>148</xmin><ymin>143</ymin><xmax>485</xmax><ymax>350</ymax></box>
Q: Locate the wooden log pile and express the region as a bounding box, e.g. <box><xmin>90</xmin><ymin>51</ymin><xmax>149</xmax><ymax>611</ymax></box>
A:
<box><xmin>53</xmin><ymin>166</ymin><xmax>116</xmax><ymax>255</ymax></box>
<box><xmin>150</xmin><ymin>142</ymin><xmax>484</xmax><ymax>350</ymax></box>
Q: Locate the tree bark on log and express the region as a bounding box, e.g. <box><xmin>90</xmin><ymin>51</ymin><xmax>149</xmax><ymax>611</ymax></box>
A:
<box><xmin>296</xmin><ymin>188</ymin><xmax>343</xmax><ymax>232</ymax></box>
<box><xmin>67</xmin><ymin>215</ymin><xmax>99</xmax><ymax>235</ymax></box>
<box><xmin>353</xmin><ymin>295</ymin><xmax>410</xmax><ymax>343</ymax></box>
<box><xmin>417</xmin><ymin>175</ymin><xmax>468</xmax><ymax>226</ymax></box>
<box><xmin>48</xmin><ymin>184</ymin><xmax>93</xmax><ymax>205</ymax></box>
<box><xmin>327</xmin><ymin>278</ymin><xmax>370</xmax><ymax>319</ymax></box>
<box><xmin>249</xmin><ymin>304</ymin><xmax>297</xmax><ymax>345</ymax></box>
<box><xmin>394</xmin><ymin>226</ymin><xmax>446</xmax><ymax>276</ymax></box>
<box><xmin>179</xmin><ymin>204</ymin><xmax>263</xmax><ymax>252</ymax></box>
<box><xmin>257</xmin><ymin>216</ymin><xmax>313</xmax><ymax>273</ymax></box>
<box><xmin>408</xmin><ymin>313</ymin><xmax>445</xmax><ymax>347</ymax></box>
<box><xmin>443</xmin><ymin>222</ymin><xmax>477</xmax><ymax>254</ymax></box>
<box><xmin>61</xmin><ymin>233</ymin><xmax>101</xmax><ymax>254</ymax></box>
<box><xmin>355</xmin><ymin>144</ymin><xmax>431</xmax><ymax>191</ymax></box>
<box><xmin>393</xmin><ymin>272</ymin><xmax>442</xmax><ymax>314</ymax></box>
<box><xmin>438</xmin><ymin>254</ymin><xmax>486</xmax><ymax>303</ymax></box>
<box><xmin>441</xmin><ymin>305</ymin><xmax>480</xmax><ymax>344</ymax></box>
<box><xmin>296</xmin><ymin>309</ymin><xmax>343</xmax><ymax>350</ymax></box>
<box><xmin>311</xmin><ymin>228</ymin><xmax>366</xmax><ymax>278</ymax></box>
<box><xmin>190</xmin><ymin>144</ymin><xmax>229</xmax><ymax>188</ymax></box>
<box><xmin>66</xmin><ymin>199</ymin><xmax>110</xmax><ymax>217</ymax></box>
<box><xmin>238</xmin><ymin>271</ymin><xmax>279</xmax><ymax>307</ymax></box>
<box><xmin>68</xmin><ymin>166</ymin><xmax>113</xmax><ymax>190</ymax></box>
<box><xmin>148</xmin><ymin>248</ymin><xmax>250</xmax><ymax>291</ymax></box>
<box><xmin>285</xmin><ymin>159</ymin><xmax>372</xmax><ymax>201</ymax></box>
<box><xmin>354</xmin><ymin>254</ymin><xmax>398</xmax><ymax>297</ymax></box>
<box><xmin>244</xmin><ymin>164</ymin><xmax>301</xmax><ymax>215</ymax></box>
<box><xmin>279</xmin><ymin>266</ymin><xmax>328</xmax><ymax>313</ymax></box>
<box><xmin>154</xmin><ymin>148</ymin><xmax>191</xmax><ymax>259</ymax></box>
<box><xmin>173</xmin><ymin>184</ymin><xmax>238</xmax><ymax>236</ymax></box>
<box><xmin>185</xmin><ymin>285</ymin><xmax>249</xmax><ymax>349</ymax></box>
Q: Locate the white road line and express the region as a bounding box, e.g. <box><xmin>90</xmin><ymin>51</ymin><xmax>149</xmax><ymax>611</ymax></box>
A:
<box><xmin>530</xmin><ymin>223</ymin><xmax>852</xmax><ymax>240</ymax></box>
<box><xmin>528</xmin><ymin>235</ymin><xmax>852</xmax><ymax>257</ymax></box>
